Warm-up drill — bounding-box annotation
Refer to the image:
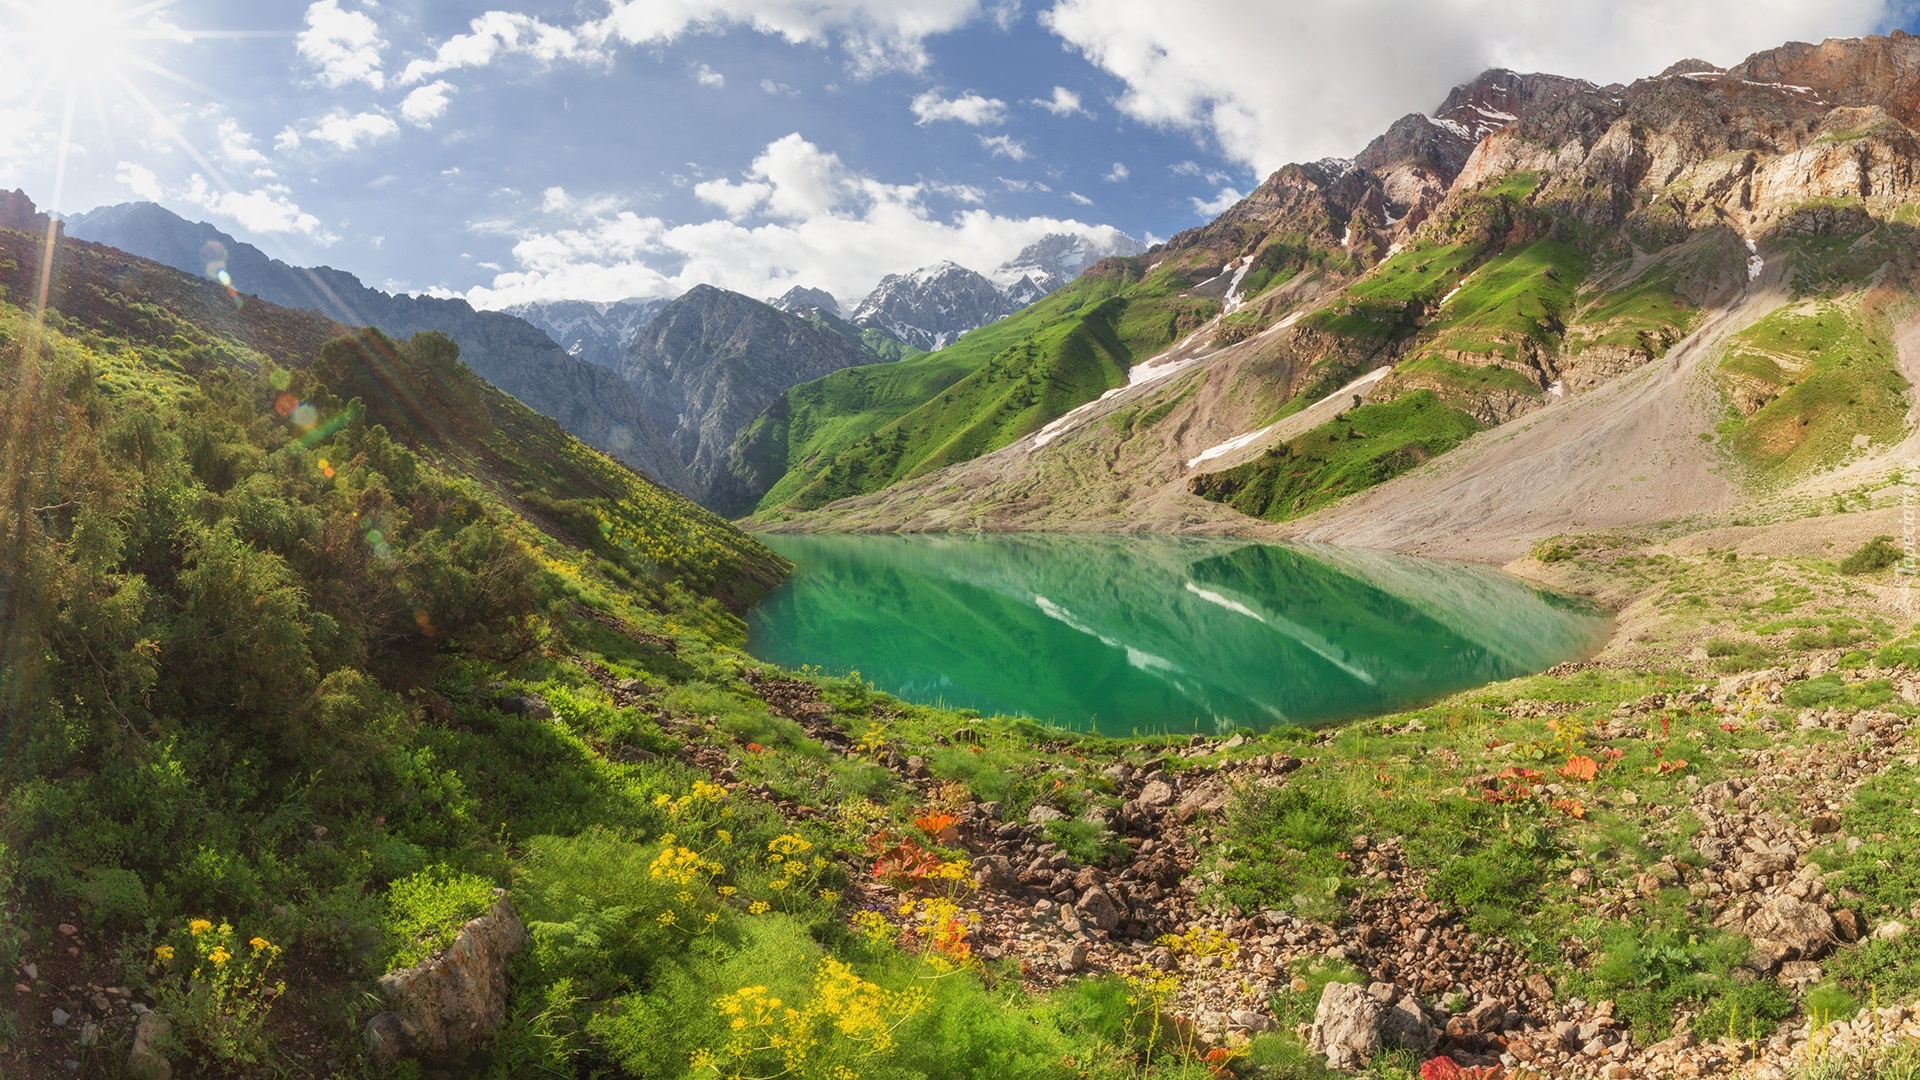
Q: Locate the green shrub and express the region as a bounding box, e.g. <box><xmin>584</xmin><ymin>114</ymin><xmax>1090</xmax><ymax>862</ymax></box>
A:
<box><xmin>384</xmin><ymin>865</ymin><xmax>498</xmax><ymax>970</ymax></box>
<box><xmin>1783</xmin><ymin>675</ymin><xmax>1894</xmax><ymax>711</ymax></box>
<box><xmin>1878</xmin><ymin>636</ymin><xmax>1920</xmax><ymax>669</ymax></box>
<box><xmin>1705</xmin><ymin>637</ymin><xmax>1778</xmax><ymax>673</ymax></box>
<box><xmin>1215</xmin><ymin>782</ymin><xmax>1355</xmax><ymax>920</ymax></box>
<box><xmin>1840</xmin><ymin>535</ymin><xmax>1901</xmax><ymax>575</ymax></box>
<box><xmin>1043</xmin><ymin>818</ymin><xmax>1127</xmax><ymax>867</ymax></box>
<box><xmin>1583</xmin><ymin>913</ymin><xmax>1790</xmax><ymax>1040</ymax></box>
<box><xmin>79</xmin><ymin>867</ymin><xmax>150</xmax><ymax>931</ymax></box>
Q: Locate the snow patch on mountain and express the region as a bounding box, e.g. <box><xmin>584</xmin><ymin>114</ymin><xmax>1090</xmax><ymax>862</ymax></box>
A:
<box><xmin>503</xmin><ymin>297</ymin><xmax>669</xmax><ymax>370</ymax></box>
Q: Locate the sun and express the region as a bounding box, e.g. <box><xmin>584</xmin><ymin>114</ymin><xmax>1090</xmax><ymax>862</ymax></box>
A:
<box><xmin>2</xmin><ymin>0</ymin><xmax>180</xmax><ymax>88</ymax></box>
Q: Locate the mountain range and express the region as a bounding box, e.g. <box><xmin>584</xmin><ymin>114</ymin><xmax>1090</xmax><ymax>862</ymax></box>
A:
<box><xmin>736</xmin><ymin>32</ymin><xmax>1920</xmax><ymax>565</ymax></box>
<box><xmin>65</xmin><ymin>202</ymin><xmax>1139</xmax><ymax>514</ymax></box>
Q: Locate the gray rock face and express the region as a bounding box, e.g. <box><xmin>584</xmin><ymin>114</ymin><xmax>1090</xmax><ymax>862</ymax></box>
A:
<box><xmin>850</xmin><ymin>262</ymin><xmax>1018</xmax><ymax>351</ymax></box>
<box><xmin>620</xmin><ymin>285</ymin><xmax>878</xmax><ymax>514</ymax></box>
<box><xmin>369</xmin><ymin>891</ymin><xmax>528</xmax><ymax>1063</ymax></box>
<box><xmin>502</xmin><ymin>297</ymin><xmax>669</xmax><ymax>371</ymax></box>
<box><xmin>768</xmin><ymin>286</ymin><xmax>843</xmax><ymax>317</ymax></box>
<box><xmin>1309</xmin><ymin>981</ymin><xmax>1384</xmax><ymax>1071</ymax></box>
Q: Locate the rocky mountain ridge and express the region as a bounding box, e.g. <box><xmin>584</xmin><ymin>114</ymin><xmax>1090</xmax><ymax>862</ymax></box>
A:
<box><xmin>61</xmin><ymin>202</ymin><xmax>697</xmax><ymax>492</ymax></box>
<box><xmin>618</xmin><ymin>284</ymin><xmax>882</xmax><ymax>514</ymax></box>
<box><xmin>501</xmin><ymin>297</ymin><xmax>669</xmax><ymax>371</ymax></box>
<box><xmin>842</xmin><ymin>231</ymin><xmax>1147</xmax><ymax>351</ymax></box>
<box><xmin>754</xmin><ymin>30</ymin><xmax>1920</xmax><ymax>559</ymax></box>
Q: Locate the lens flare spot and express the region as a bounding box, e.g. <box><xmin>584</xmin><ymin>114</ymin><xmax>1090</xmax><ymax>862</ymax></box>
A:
<box><xmin>318</xmin><ymin>458</ymin><xmax>335</xmax><ymax>479</ymax></box>
<box><xmin>292</xmin><ymin>403</ymin><xmax>318</xmax><ymax>430</ymax></box>
<box><xmin>269</xmin><ymin>368</ymin><xmax>291</xmax><ymax>391</ymax></box>
<box><xmin>216</xmin><ymin>269</ymin><xmax>232</xmax><ymax>288</ymax></box>
<box><xmin>414</xmin><ymin>611</ymin><xmax>436</xmax><ymax>637</ymax></box>
<box><xmin>274</xmin><ymin>392</ymin><xmax>297</xmax><ymax>417</ymax></box>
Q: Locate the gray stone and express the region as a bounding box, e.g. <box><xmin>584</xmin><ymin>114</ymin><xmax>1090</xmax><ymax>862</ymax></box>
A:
<box><xmin>373</xmin><ymin>890</ymin><xmax>528</xmax><ymax>1062</ymax></box>
<box><xmin>127</xmin><ymin>1010</ymin><xmax>172</xmax><ymax>1080</ymax></box>
<box><xmin>1746</xmin><ymin>894</ymin><xmax>1837</xmax><ymax>961</ymax></box>
<box><xmin>364</xmin><ymin>1011</ymin><xmax>406</xmax><ymax>1068</ymax></box>
<box><xmin>50</xmin><ymin>1008</ymin><xmax>69</xmax><ymax>1028</ymax></box>
<box><xmin>1138</xmin><ymin>780</ymin><xmax>1175</xmax><ymax>808</ymax></box>
<box><xmin>972</xmin><ymin>855</ymin><xmax>1014</xmax><ymax>889</ymax></box>
<box><xmin>1229</xmin><ymin>1008</ymin><xmax>1276</xmax><ymax>1032</ymax></box>
<box><xmin>1380</xmin><ymin>997</ymin><xmax>1439</xmax><ymax>1053</ymax></box>
<box><xmin>1308</xmin><ymin>982</ymin><xmax>1384</xmax><ymax>1071</ymax></box>
<box><xmin>495</xmin><ymin>693</ymin><xmax>554</xmax><ymax>721</ymax></box>
<box><xmin>1054</xmin><ymin>941</ymin><xmax>1088</xmax><ymax>973</ymax></box>
<box><xmin>1027</xmin><ymin>805</ymin><xmax>1067</xmax><ymax>825</ymax></box>
<box><xmin>1075</xmin><ymin>887</ymin><xmax>1122</xmax><ymax>933</ymax></box>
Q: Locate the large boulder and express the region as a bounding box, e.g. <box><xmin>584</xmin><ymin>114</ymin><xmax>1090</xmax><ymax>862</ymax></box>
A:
<box><xmin>1381</xmin><ymin>996</ymin><xmax>1440</xmax><ymax>1054</ymax></box>
<box><xmin>1309</xmin><ymin>982</ymin><xmax>1384</xmax><ymax>1071</ymax></box>
<box><xmin>1746</xmin><ymin>894</ymin><xmax>1837</xmax><ymax>966</ymax></box>
<box><xmin>366</xmin><ymin>890</ymin><xmax>528</xmax><ymax>1063</ymax></box>
<box><xmin>127</xmin><ymin>1010</ymin><xmax>172</xmax><ymax>1080</ymax></box>
<box><xmin>1074</xmin><ymin>886</ymin><xmax>1122</xmax><ymax>933</ymax></box>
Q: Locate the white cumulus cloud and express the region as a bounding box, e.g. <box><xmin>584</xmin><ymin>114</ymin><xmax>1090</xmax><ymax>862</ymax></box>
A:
<box><xmin>306</xmin><ymin>110</ymin><xmax>400</xmax><ymax>151</ymax></box>
<box><xmin>465</xmin><ymin>132</ymin><xmax>1133</xmax><ymax>307</ymax></box>
<box><xmin>216</xmin><ymin>119</ymin><xmax>274</xmax><ymax>176</ymax></box>
<box><xmin>400</xmin><ymin>11</ymin><xmax>598</xmax><ymax>84</ymax></box>
<box><xmin>694</xmin><ymin>63</ymin><xmax>726</xmax><ymax>87</ymax></box>
<box><xmin>296</xmin><ymin>0</ymin><xmax>387</xmax><ymax>90</ymax></box>
<box><xmin>182</xmin><ymin>175</ymin><xmax>334</xmax><ymax>241</ymax></box>
<box><xmin>1104</xmin><ymin>162</ymin><xmax>1129</xmax><ymax>182</ymax></box>
<box><xmin>910</xmin><ymin>89</ymin><xmax>1007</xmax><ymax>125</ymax></box>
<box><xmin>400</xmin><ymin>81</ymin><xmax>456</xmax><ymax>127</ymax></box>
<box><xmin>114</xmin><ymin>161</ymin><xmax>163</xmax><ymax>202</ymax></box>
<box><xmin>979</xmin><ymin>134</ymin><xmax>1026</xmax><ymax>160</ymax></box>
<box><xmin>1040</xmin><ymin>0</ymin><xmax>1893</xmax><ymax>174</ymax></box>
<box><xmin>1192</xmin><ymin>186</ymin><xmax>1243</xmax><ymax>216</ymax></box>
<box><xmin>592</xmin><ymin>0</ymin><xmax>989</xmax><ymax>75</ymax></box>
<box><xmin>1030</xmin><ymin>85</ymin><xmax>1083</xmax><ymax>116</ymax></box>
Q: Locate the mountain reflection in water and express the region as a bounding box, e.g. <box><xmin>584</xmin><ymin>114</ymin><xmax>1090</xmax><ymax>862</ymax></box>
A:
<box><xmin>746</xmin><ymin>533</ymin><xmax>1610</xmax><ymax>735</ymax></box>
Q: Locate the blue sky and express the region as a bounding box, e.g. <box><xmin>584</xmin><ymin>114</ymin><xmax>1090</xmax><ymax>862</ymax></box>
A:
<box><xmin>0</xmin><ymin>0</ymin><xmax>1911</xmax><ymax>308</ymax></box>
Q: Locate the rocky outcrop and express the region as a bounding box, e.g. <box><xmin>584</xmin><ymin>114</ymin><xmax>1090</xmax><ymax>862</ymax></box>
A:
<box><xmin>366</xmin><ymin>891</ymin><xmax>528</xmax><ymax>1065</ymax></box>
<box><xmin>1310</xmin><ymin>982</ymin><xmax>1385</xmax><ymax>1070</ymax></box>
<box><xmin>850</xmin><ymin>262</ymin><xmax>1020</xmax><ymax>351</ymax></box>
<box><xmin>620</xmin><ymin>284</ymin><xmax>879</xmax><ymax>513</ymax></box>
<box><xmin>127</xmin><ymin>1010</ymin><xmax>172</xmax><ymax>1080</ymax></box>
<box><xmin>502</xmin><ymin>297</ymin><xmax>669</xmax><ymax>371</ymax></box>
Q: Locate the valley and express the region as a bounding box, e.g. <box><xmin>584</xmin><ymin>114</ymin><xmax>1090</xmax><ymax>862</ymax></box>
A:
<box><xmin>4</xmin><ymin>19</ymin><xmax>1920</xmax><ymax>1080</ymax></box>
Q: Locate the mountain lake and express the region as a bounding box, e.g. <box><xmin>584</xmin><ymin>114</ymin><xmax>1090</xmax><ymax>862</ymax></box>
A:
<box><xmin>745</xmin><ymin>532</ymin><xmax>1612</xmax><ymax>735</ymax></box>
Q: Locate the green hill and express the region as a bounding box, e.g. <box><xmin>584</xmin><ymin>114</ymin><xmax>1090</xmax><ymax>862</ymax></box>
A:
<box><xmin>738</xmin><ymin>259</ymin><xmax>1220</xmax><ymax>514</ymax></box>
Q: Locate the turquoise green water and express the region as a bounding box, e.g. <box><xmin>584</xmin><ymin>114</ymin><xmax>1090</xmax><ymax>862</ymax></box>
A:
<box><xmin>745</xmin><ymin>533</ymin><xmax>1611</xmax><ymax>735</ymax></box>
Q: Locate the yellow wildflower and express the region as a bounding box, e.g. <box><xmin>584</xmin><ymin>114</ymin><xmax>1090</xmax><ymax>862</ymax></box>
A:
<box><xmin>188</xmin><ymin>919</ymin><xmax>212</xmax><ymax>936</ymax></box>
<box><xmin>209</xmin><ymin>947</ymin><xmax>232</xmax><ymax>967</ymax></box>
<box><xmin>154</xmin><ymin>945</ymin><xmax>174</xmax><ymax>962</ymax></box>
<box><xmin>249</xmin><ymin>936</ymin><xmax>272</xmax><ymax>953</ymax></box>
<box><xmin>749</xmin><ymin>901</ymin><xmax>771</xmax><ymax>915</ymax></box>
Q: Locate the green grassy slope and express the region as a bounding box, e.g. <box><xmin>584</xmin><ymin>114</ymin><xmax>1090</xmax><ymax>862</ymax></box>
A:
<box><xmin>1188</xmin><ymin>390</ymin><xmax>1485</xmax><ymax>520</ymax></box>
<box><xmin>1715</xmin><ymin>295</ymin><xmax>1910</xmax><ymax>481</ymax></box>
<box><xmin>743</xmin><ymin>262</ymin><xmax>1218</xmax><ymax>513</ymax></box>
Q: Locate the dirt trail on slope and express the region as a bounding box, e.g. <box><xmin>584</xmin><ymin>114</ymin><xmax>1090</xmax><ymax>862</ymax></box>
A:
<box><xmin>1282</xmin><ymin>286</ymin><xmax>1789</xmax><ymax>562</ymax></box>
